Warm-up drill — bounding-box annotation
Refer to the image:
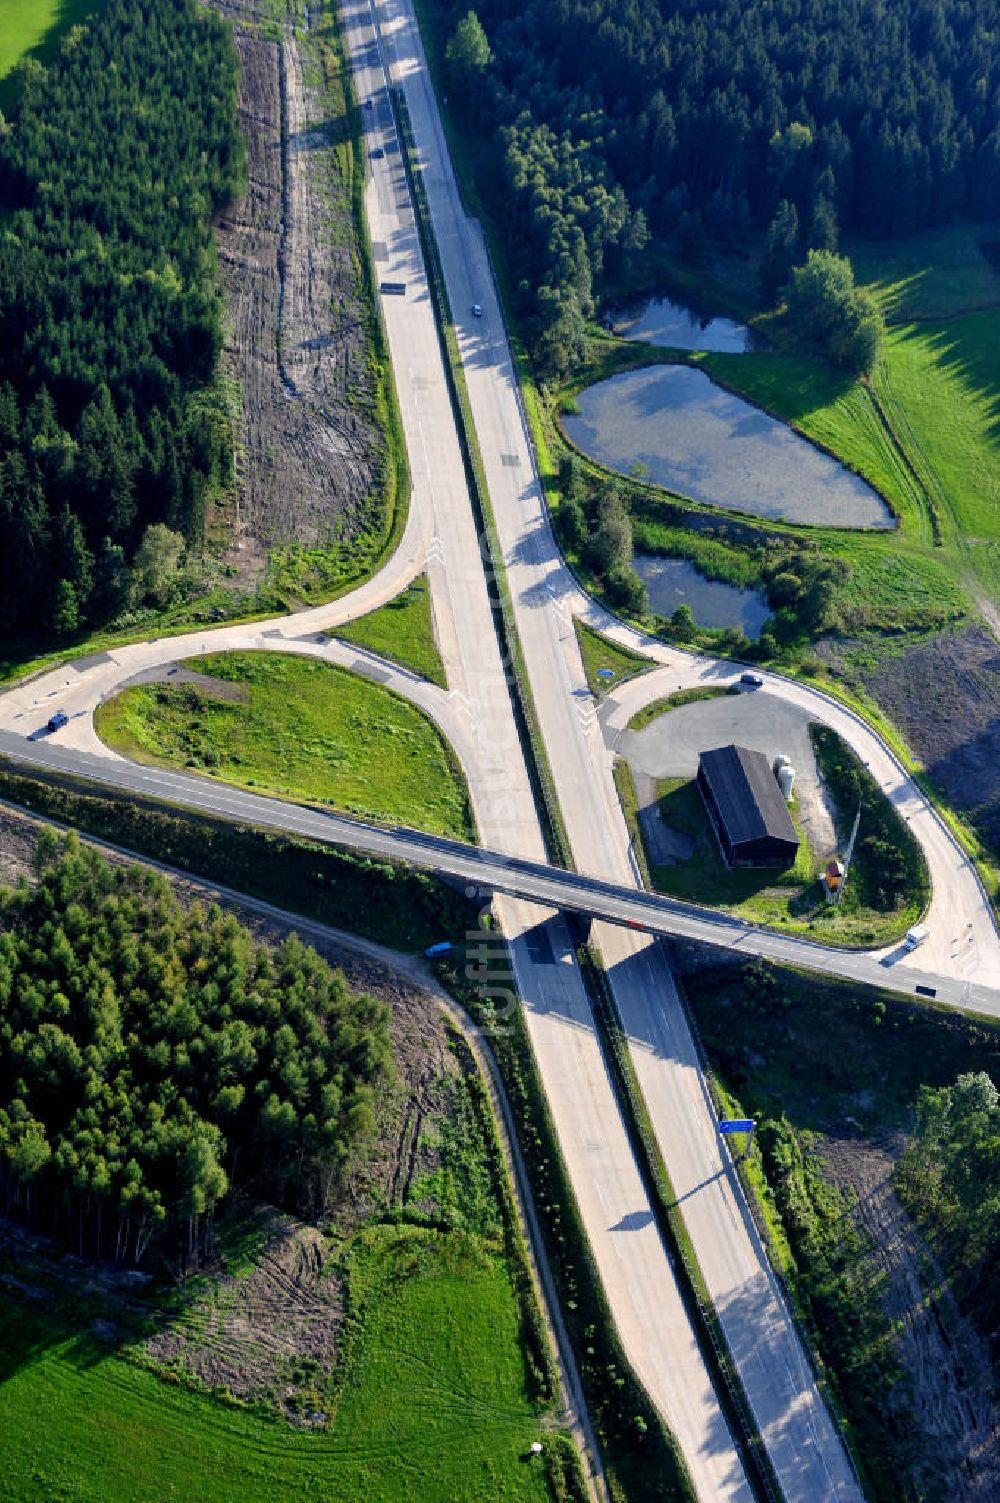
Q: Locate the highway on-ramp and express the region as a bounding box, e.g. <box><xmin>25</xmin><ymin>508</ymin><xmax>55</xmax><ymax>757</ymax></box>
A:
<box><xmin>4</xmin><ymin>731</ymin><xmax>995</xmax><ymax>1022</ymax></box>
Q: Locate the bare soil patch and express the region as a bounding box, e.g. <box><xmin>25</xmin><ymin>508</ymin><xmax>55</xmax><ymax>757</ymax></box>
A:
<box><xmin>862</xmin><ymin>625</ymin><xmax>1000</xmax><ymax>853</ymax></box>
<box><xmin>815</xmin><ymin>1133</ymin><xmax>1000</xmax><ymax>1500</ymax></box>
<box><xmin>211</xmin><ymin>0</ymin><xmax>382</xmax><ymax>568</ymax></box>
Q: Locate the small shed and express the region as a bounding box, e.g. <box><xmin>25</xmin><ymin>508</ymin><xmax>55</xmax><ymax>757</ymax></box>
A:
<box><xmin>697</xmin><ymin>744</ymin><xmax>799</xmax><ymax>868</ymax></box>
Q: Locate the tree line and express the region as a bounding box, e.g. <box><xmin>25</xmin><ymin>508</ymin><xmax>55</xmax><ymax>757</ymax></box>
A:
<box><xmin>439</xmin><ymin>0</ymin><xmax>1000</xmax><ymax>371</ymax></box>
<box><xmin>0</xmin><ymin>0</ymin><xmax>244</xmax><ymax>641</ymax></box>
<box><xmin>0</xmin><ymin>834</ymin><xmax>390</xmax><ymax>1269</ymax></box>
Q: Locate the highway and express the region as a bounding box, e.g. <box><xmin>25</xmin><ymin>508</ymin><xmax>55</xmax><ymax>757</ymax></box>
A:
<box><xmin>375</xmin><ymin>0</ymin><xmax>866</xmax><ymax>1496</ymax></box>
<box><xmin>1</xmin><ymin>0</ymin><xmax>996</xmax><ymax>1497</ymax></box>
<box><xmin>0</xmin><ymin>4</ymin><xmax>757</xmax><ymax>1490</ymax></box>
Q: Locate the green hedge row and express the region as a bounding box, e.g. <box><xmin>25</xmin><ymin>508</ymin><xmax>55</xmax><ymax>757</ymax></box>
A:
<box><xmin>0</xmin><ymin>762</ymin><xmax>477</xmax><ymax>952</ymax></box>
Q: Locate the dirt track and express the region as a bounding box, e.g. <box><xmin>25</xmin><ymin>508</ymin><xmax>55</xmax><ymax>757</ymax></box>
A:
<box><xmin>212</xmin><ymin>0</ymin><xmax>381</xmax><ymax>564</ymax></box>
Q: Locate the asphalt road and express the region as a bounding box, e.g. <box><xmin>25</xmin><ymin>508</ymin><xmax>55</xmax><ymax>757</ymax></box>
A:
<box><xmin>0</xmin><ymin>7</ymin><xmax>755</xmax><ymax>1495</ymax></box>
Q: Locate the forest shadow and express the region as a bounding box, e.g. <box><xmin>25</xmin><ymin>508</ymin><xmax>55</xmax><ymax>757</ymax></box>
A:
<box><xmin>896</xmin><ymin>314</ymin><xmax>1000</xmax><ymax>447</ymax></box>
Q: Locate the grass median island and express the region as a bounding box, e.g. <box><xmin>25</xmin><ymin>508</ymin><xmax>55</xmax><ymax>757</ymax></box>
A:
<box><xmin>626</xmin><ymin>686</ymin><xmax>732</xmax><ymax>732</ymax></box>
<box><xmin>334</xmin><ymin>576</ymin><xmax>447</xmax><ymax>687</ymax></box>
<box><xmin>574</xmin><ymin>620</ymin><xmax>651</xmax><ymax>697</ymax></box>
<box><xmin>95</xmin><ymin>652</ymin><xmax>474</xmax><ymax>841</ymax></box>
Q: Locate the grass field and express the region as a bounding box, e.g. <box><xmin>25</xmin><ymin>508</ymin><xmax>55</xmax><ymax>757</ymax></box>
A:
<box><xmin>95</xmin><ymin>652</ymin><xmax>474</xmax><ymax>840</ymax></box>
<box><xmin>573</xmin><ymin>620</ymin><xmax>650</xmax><ymax>696</ymax></box>
<box><xmin>0</xmin><ymin>1231</ymin><xmax>551</xmax><ymax>1503</ymax></box>
<box><xmin>334</xmin><ymin>576</ymin><xmax>447</xmax><ymax>687</ymax></box>
<box><xmin>0</xmin><ymin>0</ymin><xmax>101</xmax><ymax>83</ymax></box>
<box><xmin>626</xmin><ymin>686</ymin><xmax>731</xmax><ymax>732</ymax></box>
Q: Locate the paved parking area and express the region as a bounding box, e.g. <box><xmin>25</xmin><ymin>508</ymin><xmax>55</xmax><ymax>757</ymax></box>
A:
<box><xmin>616</xmin><ymin>690</ymin><xmax>838</xmax><ymax>856</ymax></box>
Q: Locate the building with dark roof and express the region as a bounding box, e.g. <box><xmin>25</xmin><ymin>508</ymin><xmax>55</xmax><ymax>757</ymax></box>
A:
<box><xmin>696</xmin><ymin>744</ymin><xmax>799</xmax><ymax>868</ymax></box>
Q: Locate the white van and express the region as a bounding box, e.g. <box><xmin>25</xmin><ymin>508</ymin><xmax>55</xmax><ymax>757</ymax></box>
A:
<box><xmin>905</xmin><ymin>923</ymin><xmax>930</xmax><ymax>949</ymax></box>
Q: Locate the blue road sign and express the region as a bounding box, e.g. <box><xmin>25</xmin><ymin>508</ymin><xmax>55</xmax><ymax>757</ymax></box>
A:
<box><xmin>718</xmin><ymin>1118</ymin><xmax>755</xmax><ymax>1135</ymax></box>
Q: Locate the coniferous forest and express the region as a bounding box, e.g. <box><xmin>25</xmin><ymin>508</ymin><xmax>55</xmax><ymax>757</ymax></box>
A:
<box><xmin>0</xmin><ymin>0</ymin><xmax>244</xmax><ymax>640</ymax></box>
<box><xmin>439</xmin><ymin>0</ymin><xmax>1000</xmax><ymax>366</ymax></box>
<box><xmin>0</xmin><ymin>835</ymin><xmax>389</xmax><ymax>1269</ymax></box>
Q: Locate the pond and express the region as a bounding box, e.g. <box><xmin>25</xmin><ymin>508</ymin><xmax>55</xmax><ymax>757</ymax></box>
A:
<box><xmin>609</xmin><ymin>295</ymin><xmax>766</xmax><ymax>354</ymax></box>
<box><xmin>633</xmin><ymin>555</ymin><xmax>770</xmax><ymax>638</ymax></box>
<box><xmin>564</xmin><ymin>364</ymin><xmax>894</xmax><ymax>529</ymax></box>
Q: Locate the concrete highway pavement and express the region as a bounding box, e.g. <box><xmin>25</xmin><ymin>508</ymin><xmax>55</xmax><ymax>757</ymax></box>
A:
<box><xmin>378</xmin><ymin>1</ymin><xmax>865</xmax><ymax>1495</ymax></box>
<box><xmin>5</xmin><ymin>0</ymin><xmax>993</xmax><ymax>1494</ymax></box>
<box><xmin>345</xmin><ymin>7</ymin><xmax>758</xmax><ymax>1498</ymax></box>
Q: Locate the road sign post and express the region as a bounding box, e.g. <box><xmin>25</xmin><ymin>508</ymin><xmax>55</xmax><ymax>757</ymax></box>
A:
<box><xmin>718</xmin><ymin>1118</ymin><xmax>756</xmax><ymax>1160</ymax></box>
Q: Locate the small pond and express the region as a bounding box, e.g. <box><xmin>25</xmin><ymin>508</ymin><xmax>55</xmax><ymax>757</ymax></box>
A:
<box><xmin>564</xmin><ymin>364</ymin><xmax>894</xmax><ymax>529</ymax></box>
<box><xmin>609</xmin><ymin>295</ymin><xmax>766</xmax><ymax>354</ymax></box>
<box><xmin>633</xmin><ymin>555</ymin><xmax>770</xmax><ymax>638</ymax></box>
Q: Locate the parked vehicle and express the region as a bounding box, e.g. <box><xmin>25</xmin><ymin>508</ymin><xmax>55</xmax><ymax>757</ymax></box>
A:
<box><xmin>739</xmin><ymin>671</ymin><xmax>764</xmax><ymax>688</ymax></box>
<box><xmin>472</xmin><ymin>303</ymin><xmax>483</xmax><ymax>317</ymax></box>
<box><xmin>905</xmin><ymin>923</ymin><xmax>930</xmax><ymax>949</ymax></box>
<box><xmin>424</xmin><ymin>941</ymin><xmax>454</xmax><ymax>959</ymax></box>
<box><xmin>47</xmin><ymin>710</ymin><xmax>69</xmax><ymax>732</ymax></box>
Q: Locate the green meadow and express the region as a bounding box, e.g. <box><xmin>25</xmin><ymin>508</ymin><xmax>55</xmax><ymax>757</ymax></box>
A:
<box><xmin>95</xmin><ymin>652</ymin><xmax>475</xmax><ymax>840</ymax></box>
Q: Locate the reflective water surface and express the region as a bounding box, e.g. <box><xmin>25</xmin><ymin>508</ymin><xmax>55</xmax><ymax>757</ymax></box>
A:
<box><xmin>633</xmin><ymin>554</ymin><xmax>771</xmax><ymax>637</ymax></box>
<box><xmin>564</xmin><ymin>364</ymin><xmax>893</xmax><ymax>529</ymax></box>
<box><xmin>609</xmin><ymin>295</ymin><xmax>767</xmax><ymax>354</ymax></box>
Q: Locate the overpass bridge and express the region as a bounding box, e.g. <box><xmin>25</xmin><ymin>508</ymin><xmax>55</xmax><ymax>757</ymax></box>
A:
<box><xmin>4</xmin><ymin>731</ymin><xmax>996</xmax><ymax>1020</ymax></box>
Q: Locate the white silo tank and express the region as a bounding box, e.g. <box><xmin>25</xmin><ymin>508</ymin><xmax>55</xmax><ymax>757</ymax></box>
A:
<box><xmin>777</xmin><ymin>764</ymin><xmax>796</xmax><ymax>801</ymax></box>
<box><xmin>773</xmin><ymin>753</ymin><xmax>791</xmax><ymax>777</ymax></box>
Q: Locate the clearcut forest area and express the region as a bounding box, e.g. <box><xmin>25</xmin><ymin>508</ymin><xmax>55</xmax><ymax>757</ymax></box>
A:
<box><xmin>211</xmin><ymin>0</ymin><xmax>394</xmax><ymax>599</ymax></box>
<box><xmin>0</xmin><ymin>814</ymin><xmax>566</xmax><ymax>1503</ymax></box>
<box><xmin>0</xmin><ymin>0</ymin><xmax>397</xmax><ymax>673</ymax></box>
